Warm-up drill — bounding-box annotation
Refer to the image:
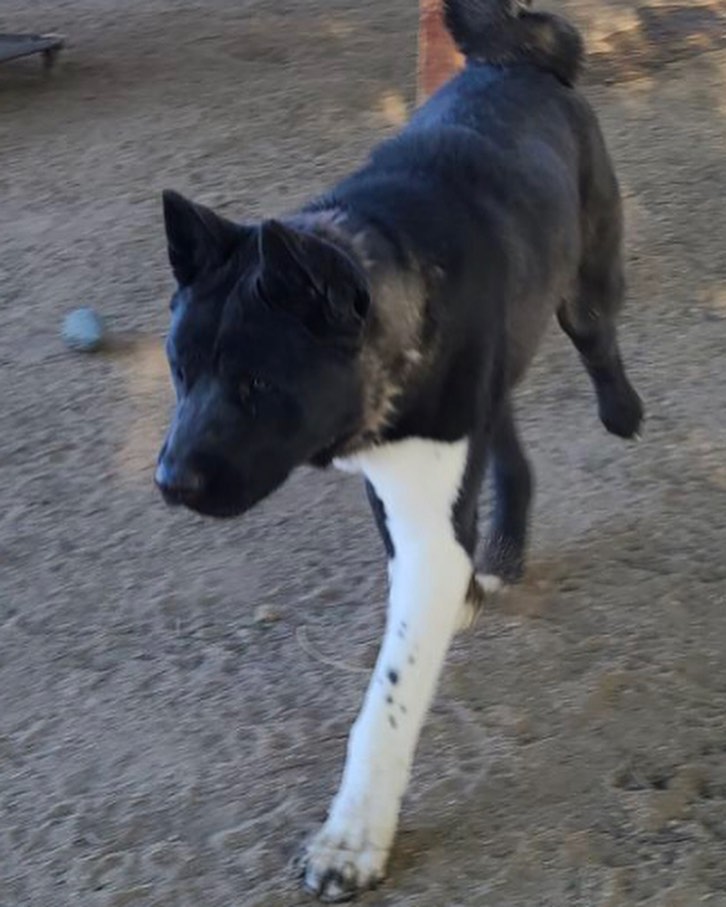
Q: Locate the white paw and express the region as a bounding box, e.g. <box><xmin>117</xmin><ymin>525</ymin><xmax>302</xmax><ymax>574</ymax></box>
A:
<box><xmin>303</xmin><ymin>819</ymin><xmax>388</xmax><ymax>902</ymax></box>
<box><xmin>457</xmin><ymin>573</ymin><xmax>505</xmax><ymax>631</ymax></box>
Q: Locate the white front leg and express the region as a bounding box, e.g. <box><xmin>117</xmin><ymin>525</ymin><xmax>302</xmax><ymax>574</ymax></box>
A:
<box><xmin>304</xmin><ymin>438</ymin><xmax>473</xmax><ymax>902</ymax></box>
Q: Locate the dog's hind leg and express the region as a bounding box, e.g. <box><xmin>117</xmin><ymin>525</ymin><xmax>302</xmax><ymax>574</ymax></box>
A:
<box><xmin>482</xmin><ymin>399</ymin><xmax>532</xmax><ymax>584</ymax></box>
<box><xmin>305</xmin><ymin>438</ymin><xmax>477</xmax><ymax>901</ymax></box>
<box><xmin>558</xmin><ymin>224</ymin><xmax>643</xmax><ymax>439</ymax></box>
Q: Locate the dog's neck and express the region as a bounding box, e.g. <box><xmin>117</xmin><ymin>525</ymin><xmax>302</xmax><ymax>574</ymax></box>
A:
<box><xmin>291</xmin><ymin>207</ymin><xmax>428</xmax><ymax>461</ymax></box>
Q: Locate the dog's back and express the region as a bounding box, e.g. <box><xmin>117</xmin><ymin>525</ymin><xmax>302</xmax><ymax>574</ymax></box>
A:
<box><xmin>311</xmin><ymin>0</ymin><xmax>622</xmax><ymax>412</ymax></box>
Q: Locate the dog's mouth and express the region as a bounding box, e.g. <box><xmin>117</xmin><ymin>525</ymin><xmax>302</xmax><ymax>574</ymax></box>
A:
<box><xmin>158</xmin><ymin>487</ymin><xmax>247</xmax><ymax>520</ymax></box>
<box><xmin>155</xmin><ymin>471</ymin><xmax>272</xmax><ymax>520</ymax></box>
<box><xmin>155</xmin><ymin>474</ymin><xmax>242</xmax><ymax>520</ymax></box>
<box><xmin>155</xmin><ymin>444</ymin><xmax>297</xmax><ymax>521</ymax></box>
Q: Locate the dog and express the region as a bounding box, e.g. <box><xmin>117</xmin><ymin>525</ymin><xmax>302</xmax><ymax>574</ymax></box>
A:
<box><xmin>155</xmin><ymin>0</ymin><xmax>643</xmax><ymax>900</ymax></box>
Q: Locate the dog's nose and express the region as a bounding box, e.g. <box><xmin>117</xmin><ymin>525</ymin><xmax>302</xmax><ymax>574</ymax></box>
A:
<box><xmin>155</xmin><ymin>459</ymin><xmax>205</xmax><ymax>506</ymax></box>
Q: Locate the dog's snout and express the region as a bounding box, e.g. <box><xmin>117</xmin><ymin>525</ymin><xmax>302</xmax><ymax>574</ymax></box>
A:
<box><xmin>155</xmin><ymin>457</ymin><xmax>205</xmax><ymax>507</ymax></box>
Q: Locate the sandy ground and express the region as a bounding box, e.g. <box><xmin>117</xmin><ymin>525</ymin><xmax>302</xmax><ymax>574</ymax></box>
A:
<box><xmin>2</xmin><ymin>2</ymin><xmax>726</xmax><ymax>905</ymax></box>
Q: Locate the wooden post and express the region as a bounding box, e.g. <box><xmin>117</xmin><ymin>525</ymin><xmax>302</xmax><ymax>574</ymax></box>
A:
<box><xmin>417</xmin><ymin>0</ymin><xmax>465</xmax><ymax>103</ymax></box>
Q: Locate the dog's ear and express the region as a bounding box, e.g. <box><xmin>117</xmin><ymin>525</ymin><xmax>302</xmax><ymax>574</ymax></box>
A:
<box><xmin>162</xmin><ymin>190</ymin><xmax>243</xmax><ymax>286</ymax></box>
<box><xmin>258</xmin><ymin>220</ymin><xmax>369</xmax><ymax>345</ymax></box>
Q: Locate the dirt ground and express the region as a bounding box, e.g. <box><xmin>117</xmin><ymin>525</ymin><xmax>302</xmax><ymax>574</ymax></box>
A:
<box><xmin>2</xmin><ymin>1</ymin><xmax>726</xmax><ymax>905</ymax></box>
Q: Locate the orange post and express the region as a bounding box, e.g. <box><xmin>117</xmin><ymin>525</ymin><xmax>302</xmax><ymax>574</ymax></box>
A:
<box><xmin>417</xmin><ymin>0</ymin><xmax>465</xmax><ymax>102</ymax></box>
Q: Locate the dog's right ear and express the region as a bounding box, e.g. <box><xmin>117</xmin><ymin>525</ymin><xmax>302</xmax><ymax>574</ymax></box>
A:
<box><xmin>162</xmin><ymin>190</ymin><xmax>243</xmax><ymax>286</ymax></box>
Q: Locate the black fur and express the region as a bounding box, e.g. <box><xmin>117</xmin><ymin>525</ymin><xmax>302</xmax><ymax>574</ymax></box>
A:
<box><xmin>484</xmin><ymin>400</ymin><xmax>533</xmax><ymax>581</ymax></box>
<box><xmin>156</xmin><ymin>0</ymin><xmax>642</xmax><ymax>579</ymax></box>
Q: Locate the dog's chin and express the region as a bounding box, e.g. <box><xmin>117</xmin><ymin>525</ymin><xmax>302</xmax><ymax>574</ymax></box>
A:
<box><xmin>180</xmin><ymin>498</ymin><xmax>250</xmax><ymax>520</ymax></box>
<box><xmin>178</xmin><ymin>479</ymin><xmax>288</xmax><ymax>519</ymax></box>
<box><xmin>157</xmin><ymin>489</ymin><xmax>251</xmax><ymax>520</ymax></box>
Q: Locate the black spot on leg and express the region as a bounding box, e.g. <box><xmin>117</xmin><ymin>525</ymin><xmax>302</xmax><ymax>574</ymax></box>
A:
<box><xmin>388</xmin><ymin>715</ymin><xmax>397</xmax><ymax>729</ymax></box>
<box><xmin>386</xmin><ymin>695</ymin><xmax>393</xmax><ymax>705</ymax></box>
<box><xmin>408</xmin><ymin>656</ymin><xmax>415</xmax><ymax>666</ymax></box>
<box><xmin>387</xmin><ymin>669</ymin><xmax>399</xmax><ymax>685</ymax></box>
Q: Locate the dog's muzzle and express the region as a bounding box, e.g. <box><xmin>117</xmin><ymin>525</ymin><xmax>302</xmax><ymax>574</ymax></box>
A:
<box><xmin>155</xmin><ymin>457</ymin><xmax>206</xmax><ymax>508</ymax></box>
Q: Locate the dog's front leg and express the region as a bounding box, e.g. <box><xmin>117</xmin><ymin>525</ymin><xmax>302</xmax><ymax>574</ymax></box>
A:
<box><xmin>304</xmin><ymin>439</ymin><xmax>473</xmax><ymax>902</ymax></box>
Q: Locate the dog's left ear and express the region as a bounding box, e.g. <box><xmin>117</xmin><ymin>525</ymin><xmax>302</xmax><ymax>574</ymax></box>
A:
<box><xmin>162</xmin><ymin>190</ymin><xmax>244</xmax><ymax>286</ymax></box>
<box><xmin>258</xmin><ymin>220</ymin><xmax>370</xmax><ymax>345</ymax></box>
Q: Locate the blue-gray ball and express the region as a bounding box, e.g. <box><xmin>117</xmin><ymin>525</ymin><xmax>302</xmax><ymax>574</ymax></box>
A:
<box><xmin>62</xmin><ymin>308</ymin><xmax>105</xmax><ymax>352</ymax></box>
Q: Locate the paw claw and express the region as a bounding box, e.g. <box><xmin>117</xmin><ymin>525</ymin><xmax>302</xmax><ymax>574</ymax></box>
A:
<box><xmin>307</xmin><ymin>868</ymin><xmax>356</xmax><ymax>903</ymax></box>
<box><xmin>302</xmin><ymin>829</ymin><xmax>387</xmax><ymax>902</ymax></box>
<box><xmin>458</xmin><ymin>573</ymin><xmax>506</xmax><ymax>630</ymax></box>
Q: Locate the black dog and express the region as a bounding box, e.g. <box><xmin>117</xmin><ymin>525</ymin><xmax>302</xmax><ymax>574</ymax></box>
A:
<box><xmin>156</xmin><ymin>0</ymin><xmax>643</xmax><ymax>900</ymax></box>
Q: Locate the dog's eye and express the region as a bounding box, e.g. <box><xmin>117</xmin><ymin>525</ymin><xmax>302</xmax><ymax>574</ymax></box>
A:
<box><xmin>239</xmin><ymin>376</ymin><xmax>270</xmax><ymax>401</ymax></box>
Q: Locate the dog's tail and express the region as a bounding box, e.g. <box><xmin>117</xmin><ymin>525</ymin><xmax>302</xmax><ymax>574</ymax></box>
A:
<box><xmin>443</xmin><ymin>0</ymin><xmax>584</xmax><ymax>85</ymax></box>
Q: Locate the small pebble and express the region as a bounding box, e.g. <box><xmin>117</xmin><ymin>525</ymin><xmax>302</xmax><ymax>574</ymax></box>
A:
<box><xmin>62</xmin><ymin>307</ymin><xmax>105</xmax><ymax>352</ymax></box>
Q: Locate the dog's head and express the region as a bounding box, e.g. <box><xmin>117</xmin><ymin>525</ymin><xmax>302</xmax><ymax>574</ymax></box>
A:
<box><xmin>155</xmin><ymin>191</ymin><xmax>370</xmax><ymax>518</ymax></box>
